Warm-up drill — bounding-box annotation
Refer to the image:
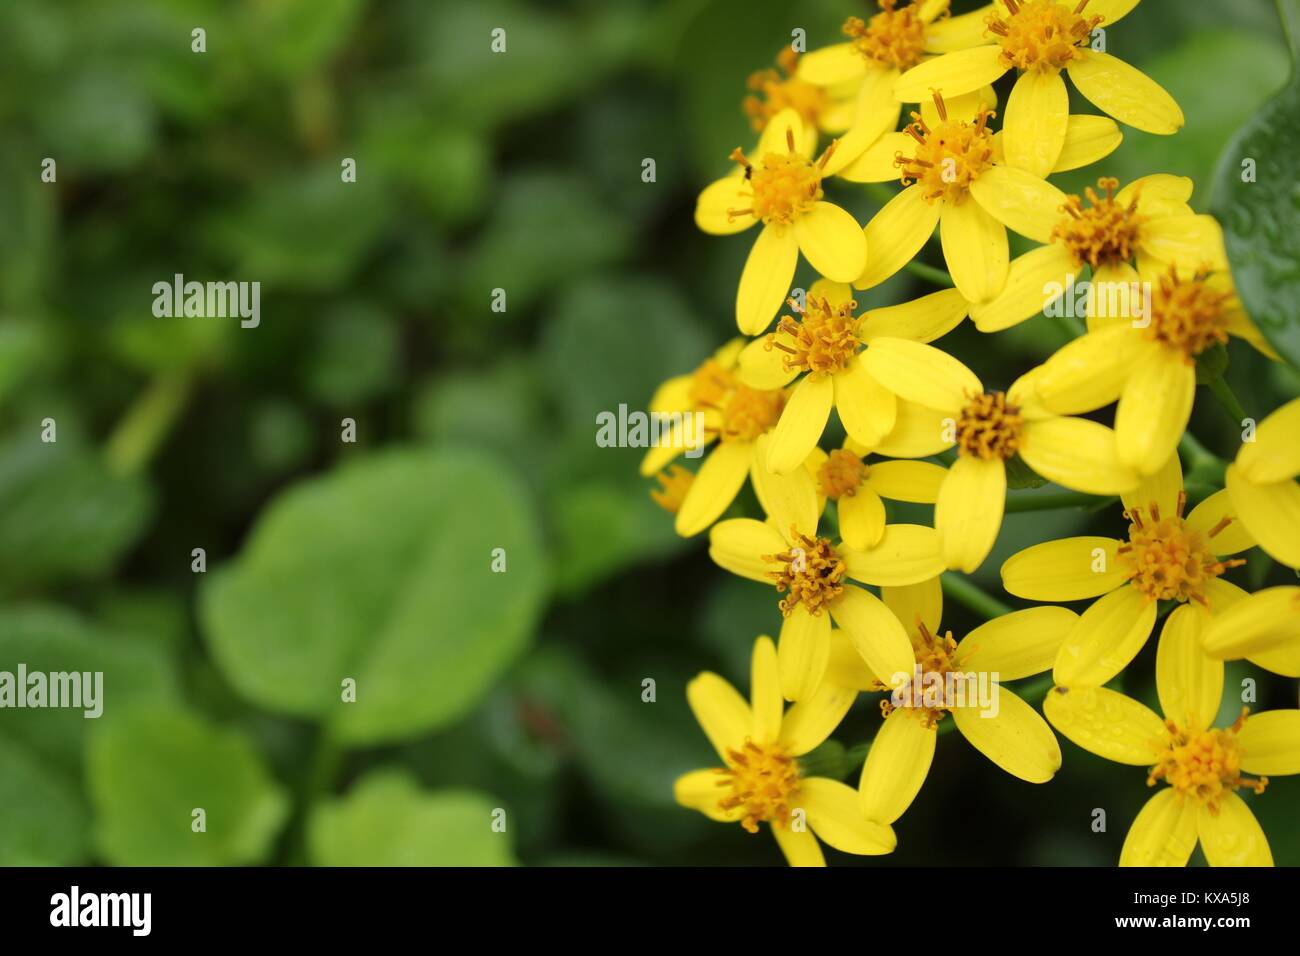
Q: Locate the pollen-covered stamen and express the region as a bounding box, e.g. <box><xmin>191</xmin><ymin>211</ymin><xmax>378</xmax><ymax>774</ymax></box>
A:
<box><xmin>715</xmin><ymin>740</ymin><xmax>802</xmax><ymax>833</ymax></box>
<box><xmin>987</xmin><ymin>0</ymin><xmax>1102</xmax><ymax>72</ymax></box>
<box><xmin>1147</xmin><ymin>709</ymin><xmax>1267</xmax><ymax>814</ymax></box>
<box><xmin>1145</xmin><ymin>266</ymin><xmax>1235</xmax><ymax>361</ymax></box>
<box><xmin>650</xmin><ymin>465</ymin><xmax>694</xmax><ymax>514</ymax></box>
<box><xmin>767</xmin><ymin>293</ymin><xmax>861</xmax><ymax>378</ymax></box>
<box><xmin>743</xmin><ymin>48</ymin><xmax>829</xmax><ymax>133</ymax></box>
<box><xmin>727</xmin><ymin>134</ymin><xmax>824</xmax><ymax>226</ymax></box>
<box><xmin>818</xmin><ymin>448</ymin><xmax>868</xmax><ymax>500</ymax></box>
<box><xmin>764</xmin><ymin>531</ymin><xmax>846</xmax><ymax>616</ymax></box>
<box><xmin>897</xmin><ymin>93</ymin><xmax>997</xmax><ymax>204</ymax></box>
<box><xmin>956</xmin><ymin>390</ymin><xmax>1023</xmax><ymax>460</ymax></box>
<box><xmin>879</xmin><ymin>619</ymin><xmax>968</xmax><ymax>728</ymax></box>
<box><xmin>843</xmin><ymin>0</ymin><xmax>936</xmax><ymax>72</ymax></box>
<box><xmin>1117</xmin><ymin>491</ymin><xmax>1246</xmax><ymax>605</ymax></box>
<box><xmin>1052</xmin><ymin>177</ymin><xmax>1143</xmax><ymax>269</ymax></box>
<box><xmin>688</xmin><ymin>358</ymin><xmax>736</xmax><ymax>408</ymax></box>
<box><xmin>705</xmin><ymin>383</ymin><xmax>786</xmax><ymax>443</ymax></box>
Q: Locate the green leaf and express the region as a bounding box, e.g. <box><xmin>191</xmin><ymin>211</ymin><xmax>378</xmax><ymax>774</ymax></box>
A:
<box><xmin>1195</xmin><ymin>343</ymin><xmax>1230</xmax><ymax>384</ymax></box>
<box><xmin>1211</xmin><ymin>1</ymin><xmax>1300</xmax><ymax>368</ymax></box>
<box><xmin>200</xmin><ymin>449</ymin><xmax>547</xmax><ymax>746</ymax></box>
<box><xmin>308</xmin><ymin>771</ymin><xmax>515</xmax><ymax>866</ymax></box>
<box><xmin>243</xmin><ymin>0</ymin><xmax>364</xmax><ymax>78</ymax></box>
<box><xmin>1005</xmin><ymin>455</ymin><xmax>1048</xmax><ymax>491</ymax></box>
<box><xmin>88</xmin><ymin>706</ymin><xmax>289</xmax><ymax>866</ymax></box>
<box><xmin>0</xmin><ymin>735</ymin><xmax>88</xmax><ymax>866</ymax></box>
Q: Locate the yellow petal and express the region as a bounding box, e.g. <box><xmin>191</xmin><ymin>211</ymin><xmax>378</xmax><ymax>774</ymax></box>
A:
<box><xmin>923</xmin><ymin>6</ymin><xmax>995</xmax><ymax>53</ymax></box>
<box><xmin>766</xmin><ymin>375</ymin><xmax>834</xmax><ymax>477</ymax></box>
<box><xmin>1119</xmin><ymin>789</ymin><xmax>1198</xmax><ymax>867</ymax></box>
<box><xmin>1226</xmin><ymin>465</ymin><xmax>1300</xmax><ymax>568</ymax></box>
<box><xmin>859</xmin><ymin>337</ymin><xmax>979</xmax><ymax>414</ymax></box>
<box><xmin>752</xmin><ymin>439</ymin><xmax>821</xmax><ymax>543</ymax></box>
<box><xmin>968</xmin><ymin>164</ymin><xmax>1069</xmax><ymax>244</ymax></box>
<box><xmin>855</xmin><ymin>185</ymin><xmax>942</xmax><ymax>290</ymax></box>
<box><xmin>797</xmin><ymin>42</ymin><xmax>870</xmax><ymax>87</ymax></box>
<box><xmin>1053</xmin><ymin>584</ymin><xmax>1157</xmax><ymax>687</ymax></box>
<box><xmin>953</xmin><ymin>688</ymin><xmax>1061</xmax><ymax>783</ymax></box>
<box><xmin>1003</xmin><ymin>70</ymin><xmax>1069</xmax><ymax>177</ymax></box>
<box><xmin>808</xmin><ymin>277</ymin><xmax>854</xmax><ymax>306</ymax></box>
<box><xmin>828</xmin><ymin>584</ymin><xmax>916</xmax><ymax>687</ymax></box>
<box><xmin>1185</xmin><ymin>488</ymin><xmax>1255</xmax><ymax>556</ymax></box>
<box><xmin>939</xmin><ymin>198</ymin><xmax>1008</xmax><ymax>304</ymax></box>
<box><xmin>674</xmin><ymin>768</ymin><xmax>740</xmax><ymax>822</ymax></box>
<box><xmin>1019</xmin><ymin>416</ymin><xmax>1139</xmax><ymax>495</ymax></box>
<box><xmin>737</xmin><ymin>334</ymin><xmax>800</xmax><ymax>390</ymax></box>
<box><xmin>825</xmin><ymin>626</ymin><xmax>881</xmax><ymax>690</ymax></box>
<box><xmin>865</xmin><ymin>460</ymin><xmax>947</xmax><ymax>503</ymax></box>
<box><xmin>1120</xmin><ymin>445</ymin><xmax>1183</xmax><ymax>520</ymax></box>
<box><xmin>1030</xmin><ymin>325</ymin><xmax>1141</xmax><ymax>414</ymax></box>
<box><xmin>751</xmin><ymin>635</ymin><xmax>783</xmax><ymax>744</ymax></box>
<box><xmin>935</xmin><ymin>454</ymin><xmax>1005</xmax><ymax>573</ymax></box>
<box><xmin>1237</xmin><ymin>396</ymin><xmax>1300</xmax><ymax>484</ymax></box>
<box><xmin>834</xmin><ymin>358</ymin><xmax>897</xmax><ymax>448</ymax></box>
<box><xmin>1051</xmin><ymin>114</ymin><xmax>1124</xmax><ymax>173</ymax></box>
<box><xmin>872</xmin><ymin>399</ymin><xmax>956</xmax><ymax>458</ymax></box>
<box><xmin>838</xmin><ymin>484</ymin><xmax>887</xmax><ymax>551</ymax></box>
<box><xmin>859</xmin><ymin>708</ymin><xmax>936</xmax><ymax>824</ymax></box>
<box><xmin>799</xmin><ymin>777</ymin><xmax>897</xmax><ymax>855</ymax></box>
<box><xmin>1155</xmin><ymin>605</ymin><xmax>1223</xmax><ymax>730</ymax></box>
<box><xmin>838</xmin><ymin>131</ymin><xmax>913</xmax><ymax>183</ymax></box>
<box><xmin>687</xmin><ymin>672</ymin><xmax>752</xmax><ymax>761</ymax></box>
<box><xmin>1001</xmin><ymin>536</ymin><xmax>1125</xmax><ymax>601</ymax></box>
<box><xmin>1115</xmin><ymin>351</ymin><xmax>1196</xmax><ymax>476</ymax></box>
<box><xmin>920</xmin><ymin>85</ymin><xmax>996</xmax><ymax>126</ymax></box>
<box><xmin>737</xmin><ymin>225</ymin><xmax>799</xmax><ymax>335</ymax></box>
<box><xmin>1238</xmin><ymin>710</ymin><xmax>1300</xmax><ymax>776</ymax></box>
<box><xmin>779</xmin><ymin>604</ymin><xmax>832</xmax><ymax>702</ymax></box>
<box><xmin>1088</xmin><ymin>0</ymin><xmax>1142</xmax><ymax>25</ymax></box>
<box><xmin>1066</xmin><ymin>50</ymin><xmax>1184</xmax><ymax>134</ymax></box>
<box><xmin>771</xmin><ymin>823</ymin><xmax>826</xmax><ymax>866</ymax></box>
<box><xmin>970</xmin><ymin>244</ymin><xmax>1078</xmax><ymax>333</ymax></box>
<box><xmin>795</xmin><ymin>202</ymin><xmax>868</xmax><ymax>283</ymax></box>
<box><xmin>1044</xmin><ymin>684</ymin><xmax>1169</xmax><ymax>764</ymax></box>
<box><xmin>1085</xmin><ymin>260</ymin><xmax>1143</xmax><ymax>331</ymax></box>
<box><xmin>708</xmin><ymin>517</ymin><xmax>787</xmax><ymax>582</ymax></box>
<box><xmin>756</xmin><ymin>107</ymin><xmax>808</xmax><ymax>158</ymax></box>
<box><xmin>892</xmin><ymin>45</ymin><xmax>1008</xmax><ymax>102</ymax></box>
<box><xmin>1197</xmin><ymin>794</ymin><xmax>1273</xmax><ymax>867</ymax></box>
<box><xmin>1116</xmin><ymin>173</ymin><xmax>1193</xmax><ymax>216</ymax></box>
<box><xmin>843</xmin><ymin>524</ymin><xmax>947</xmax><ymax>587</ymax></box>
<box><xmin>955</xmin><ymin>606</ymin><xmax>1080</xmax><ymax>680</ymax></box>
<box><xmin>1140</xmin><ymin>214</ymin><xmax>1228</xmax><ymax>271</ymax></box>
<box><xmin>859</xmin><ymin>287</ymin><xmax>969</xmax><ymax>343</ymax></box>
<box><xmin>882</xmin><ymin>575</ymin><xmax>943</xmax><ymax>638</ymax></box>
<box><xmin>779</xmin><ymin>681</ymin><xmax>857</xmax><ymax>755</ymax></box>
<box><xmin>822</xmin><ymin>70</ymin><xmax>901</xmax><ymax>176</ymax></box>
<box><xmin>696</xmin><ymin>175</ymin><xmax>757</xmax><ymax>234</ymax></box>
<box><xmin>1203</xmin><ymin>586</ymin><xmax>1300</xmax><ymax>661</ymax></box>
<box><xmin>675</xmin><ymin>440</ymin><xmax>753</xmax><ymax>537</ymax></box>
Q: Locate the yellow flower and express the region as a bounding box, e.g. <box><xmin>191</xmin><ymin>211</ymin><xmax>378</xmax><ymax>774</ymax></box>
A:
<box><xmin>742</xmin><ymin>48</ymin><xmax>843</xmax><ymax>154</ymax></box>
<box><xmin>1203</xmin><ymin>586</ymin><xmax>1300</xmax><ymax>679</ymax></box>
<box><xmin>1226</xmin><ymin>396</ymin><xmax>1300</xmax><ymax>569</ymax></box>
<box><xmin>694</xmin><ymin>108</ymin><xmax>868</xmax><ymax>334</ymax></box>
<box><xmin>1044</xmin><ymin>619</ymin><xmax>1300</xmax><ymax>866</ymax></box>
<box><xmin>639</xmin><ymin>339</ymin><xmax>789</xmax><ymax>538</ymax></box>
<box><xmin>833</xmin><ymin>577</ymin><xmax>1067</xmax><ymax>824</ymax></box>
<box><xmin>1001</xmin><ymin>453</ymin><xmax>1257</xmax><ymax>687</ymax></box>
<box><xmin>894</xmin><ymin>0</ymin><xmax>1182</xmax><ymax>178</ymax></box>
<box><xmin>860</xmin><ymin>336</ymin><xmax>1138</xmax><ymax>572</ymax></box>
<box><xmin>970</xmin><ymin>174</ymin><xmax>1231</xmax><ymax>339</ymax></box>
<box><xmin>848</xmin><ymin>91</ymin><xmax>1120</xmax><ymax>303</ymax></box>
<box><xmin>675</xmin><ymin>636</ymin><xmax>896</xmax><ymax>866</ymax></box>
<box><xmin>735</xmin><ymin>278</ymin><xmax>970</xmax><ymax>474</ymax></box>
<box><xmin>709</xmin><ymin>447</ymin><xmax>941</xmax><ymax>700</ymax></box>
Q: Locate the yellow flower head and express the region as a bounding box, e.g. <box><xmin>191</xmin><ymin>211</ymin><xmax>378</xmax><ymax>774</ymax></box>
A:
<box><xmin>986</xmin><ymin>0</ymin><xmax>1102</xmax><ymax>72</ymax></box>
<box><xmin>897</xmin><ymin>93</ymin><xmax>998</xmax><ymax>204</ymax></box>
<box><xmin>743</xmin><ymin>48</ymin><xmax>831</xmax><ymax>135</ymax></box>
<box><xmin>843</xmin><ymin>0</ymin><xmax>934</xmax><ymax>73</ymax></box>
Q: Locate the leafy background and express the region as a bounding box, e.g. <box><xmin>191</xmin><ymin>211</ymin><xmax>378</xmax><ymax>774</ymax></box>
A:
<box><xmin>0</xmin><ymin>0</ymin><xmax>1296</xmax><ymax>867</ymax></box>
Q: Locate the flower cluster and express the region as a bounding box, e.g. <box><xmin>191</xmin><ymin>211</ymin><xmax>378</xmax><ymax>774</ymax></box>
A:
<box><xmin>650</xmin><ymin>0</ymin><xmax>1299</xmax><ymax>867</ymax></box>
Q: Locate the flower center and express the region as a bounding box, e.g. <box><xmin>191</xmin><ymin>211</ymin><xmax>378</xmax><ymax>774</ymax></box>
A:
<box><xmin>1117</xmin><ymin>492</ymin><xmax>1244</xmax><ymax>606</ymax></box>
<box><xmin>987</xmin><ymin>0</ymin><xmax>1101</xmax><ymax>72</ymax></box>
<box><xmin>764</xmin><ymin>532</ymin><xmax>847</xmax><ymax>616</ymax></box>
<box><xmin>650</xmin><ymin>464</ymin><xmax>694</xmax><ymax>514</ymax></box>
<box><xmin>843</xmin><ymin>0</ymin><xmax>935</xmax><ymax>72</ymax></box>
<box><xmin>715</xmin><ymin>384</ymin><xmax>785</xmax><ymax>443</ymax></box>
<box><xmin>897</xmin><ymin>93</ymin><xmax>997</xmax><ymax>204</ymax></box>
<box><xmin>957</xmin><ymin>391</ymin><xmax>1023</xmax><ymax>460</ymax></box>
<box><xmin>880</xmin><ymin>620</ymin><xmax>969</xmax><ymax>728</ymax></box>
<box><xmin>767</xmin><ymin>292</ymin><xmax>861</xmax><ymax>378</ymax></box>
<box><xmin>818</xmin><ymin>449</ymin><xmax>868</xmax><ymax>499</ymax></box>
<box><xmin>688</xmin><ymin>358</ymin><xmax>736</xmax><ymax>408</ymax></box>
<box><xmin>1052</xmin><ymin>177</ymin><xmax>1143</xmax><ymax>269</ymax></box>
<box><xmin>1147</xmin><ymin>710</ymin><xmax>1267</xmax><ymax>814</ymax></box>
<box><xmin>743</xmin><ymin>49</ymin><xmax>829</xmax><ymax>133</ymax></box>
<box><xmin>728</xmin><ymin>129</ymin><xmax>828</xmax><ymax>226</ymax></box>
<box><xmin>1145</xmin><ymin>267</ymin><xmax>1234</xmax><ymax>360</ymax></box>
<box><xmin>715</xmin><ymin>740</ymin><xmax>802</xmax><ymax>832</ymax></box>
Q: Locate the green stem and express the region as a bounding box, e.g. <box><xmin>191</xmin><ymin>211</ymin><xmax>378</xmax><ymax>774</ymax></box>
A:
<box><xmin>287</xmin><ymin>729</ymin><xmax>343</xmax><ymax>864</ymax></box>
<box><xmin>941</xmin><ymin>572</ymin><xmax>1013</xmax><ymax>619</ymax></box>
<box><xmin>901</xmin><ymin>259</ymin><xmax>953</xmax><ymax>287</ymax></box>
<box><xmin>104</xmin><ymin>372</ymin><xmax>192</xmax><ymax>476</ymax></box>
<box><xmin>1004</xmin><ymin>489</ymin><xmax>1114</xmax><ymax>513</ymax></box>
<box><xmin>1051</xmin><ymin>313</ymin><xmax>1086</xmax><ymax>340</ymax></box>
<box><xmin>1207</xmin><ymin>376</ymin><xmax>1249</xmax><ymax>427</ymax></box>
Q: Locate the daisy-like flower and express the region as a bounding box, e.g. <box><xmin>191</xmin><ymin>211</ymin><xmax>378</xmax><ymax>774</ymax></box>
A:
<box><xmin>709</xmin><ymin>450</ymin><xmax>942</xmax><ymax>700</ymax></box>
<box><xmin>695</xmin><ymin>108</ymin><xmax>868</xmax><ymax>335</ymax></box>
<box><xmin>742</xmin><ymin>48</ymin><xmax>838</xmax><ymax>154</ymax></box>
<box><xmin>1001</xmin><ymin>452</ymin><xmax>1257</xmax><ymax>687</ymax></box>
<box><xmin>1226</xmin><ymin>396</ymin><xmax>1300</xmax><ymax>569</ymax></box>
<box><xmin>1044</xmin><ymin>617</ymin><xmax>1300</xmax><ymax>866</ymax></box>
<box><xmin>1203</xmin><ymin>586</ymin><xmax>1300</xmax><ymax>679</ymax></box>
<box><xmin>894</xmin><ymin>0</ymin><xmax>1182</xmax><ymax>179</ymax></box>
<box><xmin>847</xmin><ymin>92</ymin><xmax>1120</xmax><ymax>303</ymax></box>
<box><xmin>639</xmin><ymin>340</ymin><xmax>790</xmax><ymax>538</ymax></box>
<box><xmin>833</xmin><ymin>577</ymin><xmax>1069</xmax><ymax>825</ymax></box>
<box><xmin>675</xmin><ymin>636</ymin><xmax>896</xmax><ymax>867</ymax></box>
<box><xmin>736</xmin><ymin>278</ymin><xmax>970</xmax><ymax>474</ymax></box>
<box><xmin>859</xmin><ymin>337</ymin><xmax>1139</xmax><ymax>573</ymax></box>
